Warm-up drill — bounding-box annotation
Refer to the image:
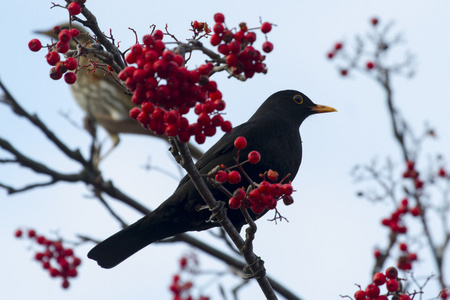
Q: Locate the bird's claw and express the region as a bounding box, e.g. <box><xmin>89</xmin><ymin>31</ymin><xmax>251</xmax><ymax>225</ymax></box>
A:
<box><xmin>242</xmin><ymin>256</ymin><xmax>266</xmax><ymax>279</ymax></box>
<box><xmin>205</xmin><ymin>201</ymin><xmax>226</xmax><ymax>223</ymax></box>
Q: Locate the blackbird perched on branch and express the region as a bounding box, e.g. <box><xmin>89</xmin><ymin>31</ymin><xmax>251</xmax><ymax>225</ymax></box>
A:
<box><xmin>88</xmin><ymin>90</ymin><xmax>336</xmax><ymax>268</ymax></box>
<box><xmin>37</xmin><ymin>24</ymin><xmax>203</xmax><ymax>159</ymax></box>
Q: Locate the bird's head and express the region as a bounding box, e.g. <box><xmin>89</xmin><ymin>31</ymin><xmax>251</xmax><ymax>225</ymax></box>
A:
<box><xmin>35</xmin><ymin>23</ymin><xmax>92</xmax><ymax>48</ymax></box>
<box><xmin>251</xmin><ymin>90</ymin><xmax>337</xmax><ymax>125</ymax></box>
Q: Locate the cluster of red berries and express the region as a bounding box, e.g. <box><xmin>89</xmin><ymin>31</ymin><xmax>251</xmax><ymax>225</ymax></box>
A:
<box><xmin>124</xmin><ymin>28</ymin><xmax>232</xmax><ymax>144</ymax></box>
<box><xmin>396</xmin><ymin>242</ymin><xmax>417</xmax><ymax>271</ymax></box>
<box><xmin>28</xmin><ymin>25</ymin><xmax>80</xmax><ymax>85</ymax></box>
<box><xmin>380</xmin><ymin>197</ymin><xmax>420</xmax><ymax>234</ymax></box>
<box><xmin>214</xmin><ymin>137</ymin><xmax>294</xmax><ymax>214</ymax></box>
<box><xmin>169</xmin><ymin>255</ymin><xmax>209</xmax><ymax>300</ymax></box>
<box><xmin>209</xmin><ymin>13</ymin><xmax>273</xmax><ymax>78</ymax></box>
<box><xmin>402</xmin><ymin>160</ymin><xmax>424</xmax><ymax>189</ymax></box>
<box><xmin>327</xmin><ymin>17</ymin><xmax>381</xmax><ymax>75</ymax></box>
<box><xmin>326</xmin><ymin>41</ymin><xmax>375</xmax><ymax>73</ymax></box>
<box><xmin>14</xmin><ymin>228</ymin><xmax>81</xmax><ymax>289</ymax></box>
<box><xmin>326</xmin><ymin>42</ymin><xmax>343</xmax><ymax>60</ymax></box>
<box><xmin>354</xmin><ymin>267</ymin><xmax>412</xmax><ymax>300</ymax></box>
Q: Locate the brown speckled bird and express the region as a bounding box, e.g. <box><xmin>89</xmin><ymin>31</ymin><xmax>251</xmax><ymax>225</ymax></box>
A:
<box><xmin>37</xmin><ymin>24</ymin><xmax>203</xmax><ymax>159</ymax></box>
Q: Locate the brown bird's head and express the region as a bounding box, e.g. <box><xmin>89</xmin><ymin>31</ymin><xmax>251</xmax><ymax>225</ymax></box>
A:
<box><xmin>35</xmin><ymin>23</ymin><xmax>92</xmax><ymax>48</ymax></box>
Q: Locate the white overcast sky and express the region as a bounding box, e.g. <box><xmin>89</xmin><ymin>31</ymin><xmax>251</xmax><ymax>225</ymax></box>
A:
<box><xmin>1</xmin><ymin>1</ymin><xmax>450</xmax><ymax>299</ymax></box>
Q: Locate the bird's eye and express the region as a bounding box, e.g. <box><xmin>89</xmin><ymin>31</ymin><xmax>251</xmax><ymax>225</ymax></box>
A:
<box><xmin>293</xmin><ymin>94</ymin><xmax>303</xmax><ymax>104</ymax></box>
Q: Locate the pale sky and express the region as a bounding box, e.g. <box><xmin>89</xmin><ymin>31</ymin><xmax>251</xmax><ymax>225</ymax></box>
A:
<box><xmin>1</xmin><ymin>1</ymin><xmax>450</xmax><ymax>299</ymax></box>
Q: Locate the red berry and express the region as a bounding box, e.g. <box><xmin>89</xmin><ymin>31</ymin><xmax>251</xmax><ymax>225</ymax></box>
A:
<box><xmin>245</xmin><ymin>32</ymin><xmax>256</xmax><ymax>43</ymax></box>
<box><xmin>248</xmin><ymin>189</ymin><xmax>261</xmax><ymax>202</ymax></box>
<box><xmin>165</xmin><ymin>124</ymin><xmax>178</xmax><ymax>137</ymax></box>
<box><xmin>49</xmin><ymin>268</ymin><xmax>59</xmax><ymax>277</ymax></box>
<box><xmin>371</xmin><ymin>18</ymin><xmax>379</xmax><ymax>26</ymax></box>
<box><xmin>226</xmin><ymin>54</ymin><xmax>238</xmax><ymax>67</ymax></box>
<box><xmin>195</xmin><ymin>133</ymin><xmax>206</xmax><ymax>144</ymax></box>
<box><xmin>365</xmin><ymin>284</ymin><xmax>380</xmax><ymax>298</ymax></box>
<box><xmin>73</xmin><ymin>257</ymin><xmax>82</xmax><ymax>266</ymax></box>
<box><xmin>408</xmin><ymin>252</ymin><xmax>418</xmax><ymax>261</ymax></box>
<box><xmin>64</xmin><ymin>57</ymin><xmax>77</xmax><ymax>70</ymax></box>
<box><xmin>68</xmin><ymin>2</ymin><xmax>82</xmax><ymax>15</ymax></box>
<box><xmin>262</xmin><ymin>194</ymin><xmax>276</xmax><ymax>208</ymax></box>
<box><xmin>401</xmin><ymin>198</ymin><xmax>408</xmax><ymax>206</ymax></box>
<box><xmin>215</xmin><ymin>170</ymin><xmax>228</xmax><ymax>183</ymax></box>
<box><xmin>386</xmin><ymin>279</ymin><xmax>399</xmax><ymax>292</ymax></box>
<box><xmin>366</xmin><ymin>61</ymin><xmax>375</xmax><ymax>69</ymax></box>
<box><xmin>441</xmin><ymin>290</ymin><xmax>448</xmax><ymax>299</ymax></box>
<box><xmin>218</xmin><ymin>44</ymin><xmax>229</xmax><ymax>55</ymax></box>
<box><xmin>28</xmin><ymin>229</ymin><xmax>36</xmax><ymax>238</ymax></box>
<box><xmin>213</xmin><ymin>23</ymin><xmax>224</xmax><ymax>34</ymax></box>
<box><xmin>55</xmin><ymin>61</ymin><xmax>67</xmax><ymax>75</ymax></box>
<box><xmin>385</xmin><ymin>267</ymin><xmax>398</xmax><ymax>279</ymax></box>
<box><xmin>438</xmin><ymin>168</ymin><xmax>446</xmax><ymax>177</ymax></box>
<box><xmin>204</xmin><ymin>125</ymin><xmax>216</xmax><ymax>137</ymax></box>
<box><xmin>153</xmin><ymin>29</ymin><xmax>164</xmax><ymax>40</ymax></box>
<box><xmin>399</xmin><ymin>243</ymin><xmax>408</xmax><ymax>251</ymax></box>
<box><xmin>410</xmin><ymin>206</ymin><xmax>421</xmax><ymax>216</ymax></box>
<box><xmin>233</xmin><ymin>188</ymin><xmax>246</xmax><ymax>201</ymax></box>
<box><xmin>234</xmin><ymin>136</ymin><xmax>247</xmax><ymax>150</ymax></box>
<box><xmin>354</xmin><ymin>290</ymin><xmax>366</xmax><ymax>300</ymax></box>
<box><xmin>211</xmin><ymin>115</ymin><xmax>224</xmax><ymax>126</ymax></box>
<box><xmin>340</xmin><ymin>69</ymin><xmax>348</xmax><ymax>76</ymax></box>
<box><xmin>49</xmin><ymin>68</ymin><xmax>62</xmax><ymax>80</ymax></box>
<box><xmin>179</xmin><ymin>257</ymin><xmax>187</xmax><ymax>268</ymax></box>
<box><xmin>327</xmin><ymin>52</ymin><xmax>334</xmax><ymax>59</ymax></box>
<box><xmin>210</xmin><ymin>34</ymin><xmax>221</xmax><ymax>46</ymax></box>
<box><xmin>69</xmin><ymin>28</ymin><xmax>80</xmax><ymax>38</ymax></box>
<box><xmin>372</xmin><ymin>272</ymin><xmax>386</xmax><ymax>286</ymax></box>
<box><xmin>64</xmin><ymin>72</ymin><xmax>77</xmax><ymax>84</ymax></box>
<box><xmin>282</xmin><ymin>183</ymin><xmax>293</xmax><ymax>195</ymax></box>
<box><xmin>28</xmin><ymin>39</ymin><xmax>42</xmax><ymax>52</ymax></box>
<box><xmin>261</xmin><ymin>22</ymin><xmax>272</xmax><ymax>33</ymax></box>
<box><xmin>406</xmin><ymin>160</ymin><xmax>415</xmax><ymax>170</ymax></box>
<box><xmin>334</xmin><ymin>42</ymin><xmax>343</xmax><ymax>50</ymax></box>
<box><xmin>62</xmin><ymin>279</ymin><xmax>70</xmax><ymax>289</ymax></box>
<box><xmin>214</xmin><ymin>13</ymin><xmax>225</xmax><ymax>23</ymax></box>
<box><xmin>53</xmin><ymin>26</ymin><xmax>61</xmax><ymax>34</ymax></box>
<box><xmin>251</xmin><ymin>202</ymin><xmax>265</xmax><ymax>214</ymax></box>
<box><xmin>55</xmin><ymin>41</ymin><xmax>69</xmax><ymax>53</ymax></box>
<box><xmin>14</xmin><ymin>229</ymin><xmax>23</xmax><ymax>238</ymax></box>
<box><xmin>67</xmin><ymin>268</ymin><xmax>78</xmax><ymax>277</ymax></box>
<box><xmin>262</xmin><ymin>41</ymin><xmax>274</xmax><ymax>53</ymax></box>
<box><xmin>227</xmin><ymin>171</ymin><xmax>241</xmax><ymax>184</ymax></box>
<box><xmin>248</xmin><ymin>151</ymin><xmax>261</xmax><ymax>164</ymax></box>
<box><xmin>221</xmin><ymin>120</ymin><xmax>232</xmax><ymax>132</ymax></box>
<box><xmin>258</xmin><ymin>181</ymin><xmax>271</xmax><ymax>194</ymax></box>
<box><xmin>374</xmin><ymin>249</ymin><xmax>382</xmax><ymax>258</ymax></box>
<box><xmin>58</xmin><ymin>29</ymin><xmax>72</xmax><ymax>43</ymax></box>
<box><xmin>46</xmin><ymin>51</ymin><xmax>60</xmax><ymax>66</ymax></box>
<box><xmin>414</xmin><ymin>179</ymin><xmax>424</xmax><ymax>189</ymax></box>
<box><xmin>197</xmin><ymin>112</ymin><xmax>211</xmax><ymax>126</ymax></box>
<box><xmin>229</xmin><ymin>197</ymin><xmax>240</xmax><ymax>210</ymax></box>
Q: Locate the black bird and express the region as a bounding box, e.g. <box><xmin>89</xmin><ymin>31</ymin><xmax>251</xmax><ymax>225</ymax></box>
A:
<box><xmin>88</xmin><ymin>90</ymin><xmax>336</xmax><ymax>268</ymax></box>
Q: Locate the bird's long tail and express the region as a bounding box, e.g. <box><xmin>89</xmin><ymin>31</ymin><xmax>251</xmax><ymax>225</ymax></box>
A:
<box><xmin>88</xmin><ymin>205</ymin><xmax>184</xmax><ymax>269</ymax></box>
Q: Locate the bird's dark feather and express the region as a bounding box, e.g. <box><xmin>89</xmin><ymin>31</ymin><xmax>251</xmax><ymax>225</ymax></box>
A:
<box><xmin>88</xmin><ymin>90</ymin><xmax>332</xmax><ymax>268</ymax></box>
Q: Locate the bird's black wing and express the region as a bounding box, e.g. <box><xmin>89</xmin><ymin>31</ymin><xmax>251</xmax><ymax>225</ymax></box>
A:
<box><xmin>177</xmin><ymin>121</ymin><xmax>257</xmax><ymax>187</ymax></box>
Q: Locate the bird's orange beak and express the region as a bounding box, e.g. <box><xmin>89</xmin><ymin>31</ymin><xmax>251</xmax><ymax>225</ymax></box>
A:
<box><xmin>310</xmin><ymin>104</ymin><xmax>337</xmax><ymax>113</ymax></box>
